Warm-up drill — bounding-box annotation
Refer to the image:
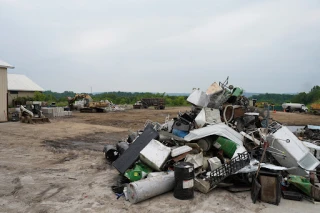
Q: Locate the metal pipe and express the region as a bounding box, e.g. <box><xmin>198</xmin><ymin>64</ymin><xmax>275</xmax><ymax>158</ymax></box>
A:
<box><xmin>127</xmin><ymin>172</ymin><xmax>174</xmax><ymax>204</ymax></box>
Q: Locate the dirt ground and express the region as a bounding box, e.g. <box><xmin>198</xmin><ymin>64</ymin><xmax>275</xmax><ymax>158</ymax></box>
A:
<box><xmin>0</xmin><ymin>107</ymin><xmax>319</xmax><ymax>213</ymax></box>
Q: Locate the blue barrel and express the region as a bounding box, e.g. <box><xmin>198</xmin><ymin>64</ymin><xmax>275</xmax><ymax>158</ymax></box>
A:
<box><xmin>172</xmin><ymin>129</ymin><xmax>189</xmax><ymax>138</ymax></box>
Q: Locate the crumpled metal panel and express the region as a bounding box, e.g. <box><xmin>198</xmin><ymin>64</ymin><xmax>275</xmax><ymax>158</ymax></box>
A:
<box><xmin>187</xmin><ymin>90</ymin><xmax>208</xmax><ymax>107</ymax></box>
<box><xmin>184</xmin><ymin>123</ymin><xmax>244</xmax><ymax>146</ymax></box>
<box><xmin>267</xmin><ymin>126</ymin><xmax>320</xmax><ymax>175</ymax></box>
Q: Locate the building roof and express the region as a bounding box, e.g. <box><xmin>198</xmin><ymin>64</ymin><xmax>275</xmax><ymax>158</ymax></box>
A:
<box><xmin>8</xmin><ymin>74</ymin><xmax>44</xmax><ymax>92</ymax></box>
<box><xmin>0</xmin><ymin>59</ymin><xmax>14</xmax><ymax>69</ymax></box>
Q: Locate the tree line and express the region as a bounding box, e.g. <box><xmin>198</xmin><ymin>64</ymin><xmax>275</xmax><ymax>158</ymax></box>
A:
<box><xmin>13</xmin><ymin>85</ymin><xmax>320</xmax><ymax>107</ymax></box>
<box><xmin>290</xmin><ymin>86</ymin><xmax>320</xmax><ymax>105</ymax></box>
<box><xmin>249</xmin><ymin>85</ymin><xmax>320</xmax><ymax>105</ymax></box>
<box><xmin>250</xmin><ymin>93</ymin><xmax>295</xmax><ymax>105</ymax></box>
<box><xmin>39</xmin><ymin>91</ymin><xmax>190</xmax><ymax>106</ymax></box>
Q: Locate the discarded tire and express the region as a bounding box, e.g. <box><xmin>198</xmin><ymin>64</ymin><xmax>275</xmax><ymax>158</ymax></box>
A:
<box><xmin>103</xmin><ymin>145</ymin><xmax>119</xmax><ymax>162</ymax></box>
<box><xmin>174</xmin><ymin>162</ymin><xmax>194</xmax><ymax>200</ymax></box>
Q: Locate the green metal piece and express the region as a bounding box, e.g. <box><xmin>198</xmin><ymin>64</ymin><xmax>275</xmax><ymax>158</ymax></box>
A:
<box><xmin>288</xmin><ymin>175</ymin><xmax>312</xmax><ymax>197</ymax></box>
<box><xmin>124</xmin><ymin>162</ymin><xmax>153</xmax><ymax>182</ymax></box>
<box><xmin>215</xmin><ymin>137</ymin><xmax>237</xmax><ymax>158</ymax></box>
<box><xmin>231</xmin><ymin>87</ymin><xmax>243</xmax><ymax>97</ymax></box>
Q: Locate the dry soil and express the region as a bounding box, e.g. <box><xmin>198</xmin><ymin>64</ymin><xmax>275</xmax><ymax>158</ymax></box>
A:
<box><xmin>0</xmin><ymin>107</ymin><xmax>319</xmax><ymax>213</ymax></box>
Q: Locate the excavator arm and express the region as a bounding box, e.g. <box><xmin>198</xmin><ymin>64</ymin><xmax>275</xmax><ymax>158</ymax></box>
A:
<box><xmin>67</xmin><ymin>94</ymin><xmax>93</xmax><ymax>110</ymax></box>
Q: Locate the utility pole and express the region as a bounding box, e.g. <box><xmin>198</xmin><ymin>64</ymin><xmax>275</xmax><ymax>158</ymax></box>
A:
<box><xmin>91</xmin><ymin>86</ymin><xmax>92</xmax><ymax>94</ymax></box>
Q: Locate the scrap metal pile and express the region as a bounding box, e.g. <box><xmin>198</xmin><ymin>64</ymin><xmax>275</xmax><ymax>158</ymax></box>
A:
<box><xmin>104</xmin><ymin>77</ymin><xmax>320</xmax><ymax>205</ymax></box>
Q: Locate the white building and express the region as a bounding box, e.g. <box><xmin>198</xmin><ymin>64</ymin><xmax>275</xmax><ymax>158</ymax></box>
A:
<box><xmin>8</xmin><ymin>74</ymin><xmax>44</xmax><ymax>106</ymax></box>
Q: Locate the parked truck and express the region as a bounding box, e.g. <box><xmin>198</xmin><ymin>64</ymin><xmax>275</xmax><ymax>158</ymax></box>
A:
<box><xmin>133</xmin><ymin>98</ymin><xmax>165</xmax><ymax>110</ymax></box>
<box><xmin>282</xmin><ymin>103</ymin><xmax>308</xmax><ymax>113</ymax></box>
<box><xmin>311</xmin><ymin>103</ymin><xmax>320</xmax><ymax>115</ymax></box>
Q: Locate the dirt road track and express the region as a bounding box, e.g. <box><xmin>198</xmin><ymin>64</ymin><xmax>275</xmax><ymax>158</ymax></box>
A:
<box><xmin>0</xmin><ymin>107</ymin><xmax>319</xmax><ymax>213</ymax></box>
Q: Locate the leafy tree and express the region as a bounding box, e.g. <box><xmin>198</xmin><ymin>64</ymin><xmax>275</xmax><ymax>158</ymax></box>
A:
<box><xmin>34</xmin><ymin>91</ymin><xmax>46</xmax><ymax>101</ymax></box>
<box><xmin>290</xmin><ymin>85</ymin><xmax>320</xmax><ymax>105</ymax></box>
<box><xmin>250</xmin><ymin>93</ymin><xmax>295</xmax><ymax>105</ymax></box>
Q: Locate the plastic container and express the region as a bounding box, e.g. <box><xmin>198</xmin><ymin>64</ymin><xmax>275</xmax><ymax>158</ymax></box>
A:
<box><xmin>172</xmin><ymin>129</ymin><xmax>189</xmax><ymax>138</ymax></box>
<box><xmin>287</xmin><ymin>175</ymin><xmax>312</xmax><ymax>196</ymax></box>
<box><xmin>174</xmin><ymin>162</ymin><xmax>194</xmax><ymax>200</ymax></box>
<box><xmin>124</xmin><ymin>162</ymin><xmax>152</xmax><ymax>182</ymax></box>
<box><xmin>215</xmin><ymin>137</ymin><xmax>237</xmax><ymax>158</ymax></box>
<box><xmin>231</xmin><ymin>87</ymin><xmax>243</xmax><ymax>97</ymax></box>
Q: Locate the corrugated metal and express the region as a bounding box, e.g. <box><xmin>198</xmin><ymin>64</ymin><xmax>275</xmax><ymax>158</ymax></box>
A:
<box><xmin>0</xmin><ymin>59</ymin><xmax>14</xmax><ymax>69</ymax></box>
<box><xmin>8</xmin><ymin>74</ymin><xmax>44</xmax><ymax>92</ymax></box>
<box><xmin>0</xmin><ymin>68</ymin><xmax>8</xmax><ymax>122</ymax></box>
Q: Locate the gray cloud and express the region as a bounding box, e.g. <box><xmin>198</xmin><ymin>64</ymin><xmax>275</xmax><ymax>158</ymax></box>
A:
<box><xmin>1</xmin><ymin>0</ymin><xmax>319</xmax><ymax>93</ymax></box>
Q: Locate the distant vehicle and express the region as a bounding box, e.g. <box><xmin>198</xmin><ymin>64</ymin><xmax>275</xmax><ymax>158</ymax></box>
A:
<box><xmin>133</xmin><ymin>98</ymin><xmax>165</xmax><ymax>110</ymax></box>
<box><xmin>282</xmin><ymin>103</ymin><xmax>308</xmax><ymax>113</ymax></box>
<box><xmin>311</xmin><ymin>103</ymin><xmax>320</xmax><ymax>115</ymax></box>
<box><xmin>20</xmin><ymin>101</ymin><xmax>50</xmax><ymax>124</ymax></box>
<box><xmin>67</xmin><ymin>94</ymin><xmax>109</xmax><ymax>113</ymax></box>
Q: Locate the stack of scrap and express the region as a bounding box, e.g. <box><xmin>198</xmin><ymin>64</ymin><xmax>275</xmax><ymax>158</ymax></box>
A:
<box><xmin>104</xmin><ymin>77</ymin><xmax>320</xmax><ymax>205</ymax></box>
<box><xmin>42</xmin><ymin>107</ymin><xmax>73</xmax><ymax>118</ymax></box>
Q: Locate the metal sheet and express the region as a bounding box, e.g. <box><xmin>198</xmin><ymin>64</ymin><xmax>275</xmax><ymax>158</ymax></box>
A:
<box><xmin>184</xmin><ymin>123</ymin><xmax>244</xmax><ymax>146</ymax></box>
<box><xmin>206</xmin><ymin>82</ymin><xmax>222</xmax><ymax>95</ymax></box>
<box><xmin>140</xmin><ymin>139</ymin><xmax>171</xmax><ymax>171</ymax></box>
<box><xmin>171</xmin><ymin>145</ymin><xmax>192</xmax><ymax>157</ymax></box>
<box><xmin>187</xmin><ymin>90</ymin><xmax>208</xmax><ymax>107</ymax></box>
<box><xmin>204</xmin><ymin>108</ymin><xmax>221</xmax><ymax>124</ymax></box>
<box><xmin>8</xmin><ymin>74</ymin><xmax>44</xmax><ymax>91</ymax></box>
<box><xmin>112</xmin><ymin>125</ymin><xmax>159</xmax><ymax>174</ymax></box>
<box><xmin>184</xmin><ymin>152</ymin><xmax>203</xmax><ymax>169</ymax></box>
<box><xmin>0</xmin><ymin>59</ymin><xmax>14</xmax><ymax>68</ymax></box>
<box><xmin>0</xmin><ymin>68</ymin><xmax>8</xmax><ymax>122</ymax></box>
<box><xmin>237</xmin><ymin>159</ymin><xmax>289</xmax><ymax>174</ymax></box>
<box><xmin>267</xmin><ymin>126</ymin><xmax>320</xmax><ymax>175</ymax></box>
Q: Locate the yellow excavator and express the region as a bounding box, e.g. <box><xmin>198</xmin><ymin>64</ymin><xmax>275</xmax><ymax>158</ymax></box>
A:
<box><xmin>67</xmin><ymin>94</ymin><xmax>109</xmax><ymax>113</ymax></box>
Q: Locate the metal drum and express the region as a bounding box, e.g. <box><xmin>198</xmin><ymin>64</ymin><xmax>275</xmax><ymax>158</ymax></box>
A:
<box><xmin>174</xmin><ymin>162</ymin><xmax>194</xmax><ymax>200</ymax></box>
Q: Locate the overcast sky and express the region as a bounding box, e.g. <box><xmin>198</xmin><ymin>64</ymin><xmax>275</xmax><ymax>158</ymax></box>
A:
<box><xmin>1</xmin><ymin>0</ymin><xmax>320</xmax><ymax>94</ymax></box>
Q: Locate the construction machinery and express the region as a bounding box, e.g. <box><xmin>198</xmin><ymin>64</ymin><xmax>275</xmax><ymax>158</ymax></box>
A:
<box><xmin>20</xmin><ymin>101</ymin><xmax>50</xmax><ymax>124</ymax></box>
<box><xmin>311</xmin><ymin>103</ymin><xmax>320</xmax><ymax>115</ymax></box>
<box><xmin>68</xmin><ymin>93</ymin><xmax>109</xmax><ymax>113</ymax></box>
<box><xmin>133</xmin><ymin>98</ymin><xmax>166</xmax><ymax>110</ymax></box>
